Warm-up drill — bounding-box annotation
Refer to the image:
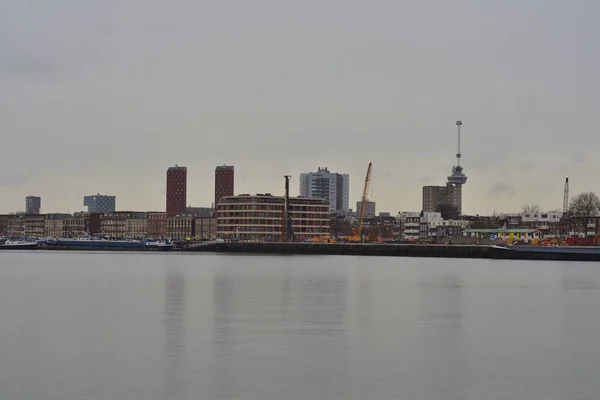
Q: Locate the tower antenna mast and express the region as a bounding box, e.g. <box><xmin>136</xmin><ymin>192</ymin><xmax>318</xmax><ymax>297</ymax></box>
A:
<box><xmin>447</xmin><ymin>120</ymin><xmax>467</xmax><ymax>186</ymax></box>
<box><xmin>456</xmin><ymin>120</ymin><xmax>462</xmax><ymax>167</ymax></box>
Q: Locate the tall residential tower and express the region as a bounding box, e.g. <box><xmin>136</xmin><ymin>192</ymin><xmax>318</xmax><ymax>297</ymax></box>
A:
<box><xmin>299</xmin><ymin>167</ymin><xmax>349</xmax><ymax>214</ymax></box>
<box><xmin>214</xmin><ymin>165</ymin><xmax>234</xmax><ymax>208</ymax></box>
<box><xmin>166</xmin><ymin>165</ymin><xmax>187</xmax><ymax>215</ymax></box>
<box><xmin>25</xmin><ymin>196</ymin><xmax>41</xmax><ymax>214</ymax></box>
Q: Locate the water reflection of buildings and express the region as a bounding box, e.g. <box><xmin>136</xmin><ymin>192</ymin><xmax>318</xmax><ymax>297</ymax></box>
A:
<box><xmin>163</xmin><ymin>267</ymin><xmax>187</xmax><ymax>399</ymax></box>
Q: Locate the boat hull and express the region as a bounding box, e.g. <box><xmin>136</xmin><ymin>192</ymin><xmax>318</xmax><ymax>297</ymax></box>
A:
<box><xmin>46</xmin><ymin>240</ymin><xmax>143</xmax><ymax>248</ymax></box>
<box><xmin>493</xmin><ymin>245</ymin><xmax>600</xmax><ymax>261</ymax></box>
<box><xmin>40</xmin><ymin>239</ymin><xmax>173</xmax><ymax>251</ymax></box>
<box><xmin>0</xmin><ymin>243</ymin><xmax>39</xmax><ymax>250</ymax></box>
<box><xmin>505</xmin><ymin>245</ymin><xmax>600</xmax><ymax>254</ymax></box>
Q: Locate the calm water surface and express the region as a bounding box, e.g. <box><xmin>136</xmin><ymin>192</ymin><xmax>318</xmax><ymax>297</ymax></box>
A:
<box><xmin>1</xmin><ymin>252</ymin><xmax>599</xmax><ymax>399</ymax></box>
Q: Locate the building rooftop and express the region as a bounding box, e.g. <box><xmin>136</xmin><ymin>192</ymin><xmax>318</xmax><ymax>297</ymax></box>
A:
<box><xmin>463</xmin><ymin>228</ymin><xmax>539</xmax><ymax>234</ymax></box>
<box><xmin>168</xmin><ymin>165</ymin><xmax>187</xmax><ymax>171</ymax></box>
<box><xmin>216</xmin><ymin>165</ymin><xmax>234</xmax><ymax>171</ymax></box>
<box><xmin>220</xmin><ymin>194</ymin><xmax>328</xmax><ymax>203</ymax></box>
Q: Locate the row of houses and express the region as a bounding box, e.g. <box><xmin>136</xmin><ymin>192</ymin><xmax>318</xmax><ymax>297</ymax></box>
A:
<box><xmin>398</xmin><ymin>212</ymin><xmax>470</xmax><ymax>240</ymax></box>
<box><xmin>4</xmin><ymin>203</ymin><xmax>597</xmax><ymax>243</ymax></box>
<box><xmin>399</xmin><ymin>210</ymin><xmax>600</xmax><ymax>242</ymax></box>
<box><xmin>0</xmin><ymin>212</ymin><xmax>218</xmax><ymax>240</ymax></box>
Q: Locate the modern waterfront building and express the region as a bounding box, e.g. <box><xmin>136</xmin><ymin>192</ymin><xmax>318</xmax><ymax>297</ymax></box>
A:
<box><xmin>462</xmin><ymin>228</ymin><xmax>541</xmax><ymax>243</ymax></box>
<box><xmin>398</xmin><ymin>211</ymin><xmax>469</xmax><ymax>240</ymax></box>
<box><xmin>83</xmin><ymin>194</ymin><xmax>116</xmax><ymax>213</ymax></box>
<box><xmin>215</xmin><ymin>165</ymin><xmax>234</xmax><ymax>207</ymax></box>
<box><xmin>216</xmin><ymin>194</ymin><xmax>330</xmax><ymax>241</ymax></box>
<box><xmin>299</xmin><ymin>167</ymin><xmax>349</xmax><ymax>214</ymax></box>
<box><xmin>25</xmin><ymin>196</ymin><xmax>41</xmax><ymax>214</ymax></box>
<box><xmin>500</xmin><ymin>211</ymin><xmax>563</xmax><ymax>237</ymax></box>
<box><xmin>166</xmin><ymin>165</ymin><xmax>187</xmax><ymax>215</ymax></box>
<box><xmin>356</xmin><ymin>201</ymin><xmax>376</xmax><ymax>219</ymax></box>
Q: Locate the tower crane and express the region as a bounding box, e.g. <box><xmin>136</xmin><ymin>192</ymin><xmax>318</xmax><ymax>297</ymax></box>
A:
<box><xmin>563</xmin><ymin>177</ymin><xmax>569</xmax><ymax>214</ymax></box>
<box><xmin>349</xmin><ymin>162</ymin><xmax>373</xmax><ymax>242</ymax></box>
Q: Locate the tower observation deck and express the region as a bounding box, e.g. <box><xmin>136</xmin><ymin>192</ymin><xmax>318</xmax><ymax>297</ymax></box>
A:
<box><xmin>447</xmin><ymin>120</ymin><xmax>467</xmax><ymax>186</ymax></box>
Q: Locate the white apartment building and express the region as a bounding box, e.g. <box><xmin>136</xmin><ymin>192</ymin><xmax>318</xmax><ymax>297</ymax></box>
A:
<box><xmin>299</xmin><ymin>167</ymin><xmax>349</xmax><ymax>214</ymax></box>
<box><xmin>398</xmin><ymin>211</ymin><xmax>469</xmax><ymax>240</ymax></box>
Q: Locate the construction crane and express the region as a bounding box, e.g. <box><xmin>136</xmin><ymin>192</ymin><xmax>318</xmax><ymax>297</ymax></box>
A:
<box><xmin>563</xmin><ymin>177</ymin><xmax>569</xmax><ymax>214</ymax></box>
<box><xmin>349</xmin><ymin>162</ymin><xmax>373</xmax><ymax>242</ymax></box>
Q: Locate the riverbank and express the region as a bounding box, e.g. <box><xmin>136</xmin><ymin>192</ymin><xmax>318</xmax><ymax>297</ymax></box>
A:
<box><xmin>3</xmin><ymin>242</ymin><xmax>600</xmax><ymax>261</ymax></box>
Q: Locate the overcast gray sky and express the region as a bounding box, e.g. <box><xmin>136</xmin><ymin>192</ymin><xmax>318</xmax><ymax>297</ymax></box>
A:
<box><xmin>1</xmin><ymin>0</ymin><xmax>598</xmax><ymax>214</ymax></box>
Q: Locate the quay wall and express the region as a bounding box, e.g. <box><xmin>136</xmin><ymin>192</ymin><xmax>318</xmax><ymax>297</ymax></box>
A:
<box><xmin>4</xmin><ymin>242</ymin><xmax>600</xmax><ymax>261</ymax></box>
<box><xmin>184</xmin><ymin>242</ymin><xmax>600</xmax><ymax>262</ymax></box>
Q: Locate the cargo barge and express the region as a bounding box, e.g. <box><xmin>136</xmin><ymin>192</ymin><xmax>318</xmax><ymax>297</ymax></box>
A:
<box><xmin>39</xmin><ymin>236</ymin><xmax>174</xmax><ymax>251</ymax></box>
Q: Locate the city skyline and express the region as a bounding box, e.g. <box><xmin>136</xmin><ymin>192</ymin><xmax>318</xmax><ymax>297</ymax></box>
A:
<box><xmin>0</xmin><ymin>160</ymin><xmax>584</xmax><ymax>215</ymax></box>
<box><xmin>2</xmin><ymin>1</ymin><xmax>599</xmax><ymax>214</ymax></box>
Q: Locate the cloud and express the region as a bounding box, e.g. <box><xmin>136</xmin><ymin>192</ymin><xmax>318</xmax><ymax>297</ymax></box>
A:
<box><xmin>489</xmin><ymin>182</ymin><xmax>516</xmax><ymax>197</ymax></box>
<box><xmin>0</xmin><ymin>171</ymin><xmax>33</xmax><ymax>188</ymax></box>
<box><xmin>0</xmin><ymin>10</ymin><xmax>89</xmax><ymax>83</ymax></box>
<box><xmin>376</xmin><ymin>171</ymin><xmax>391</xmax><ymax>179</ymax></box>
<box><xmin>519</xmin><ymin>161</ymin><xmax>537</xmax><ymax>171</ymax></box>
<box><xmin>572</xmin><ymin>152</ymin><xmax>585</xmax><ymax>164</ymax></box>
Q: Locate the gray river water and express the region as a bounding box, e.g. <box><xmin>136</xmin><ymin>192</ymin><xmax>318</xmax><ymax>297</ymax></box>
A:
<box><xmin>0</xmin><ymin>251</ymin><xmax>599</xmax><ymax>399</ymax></box>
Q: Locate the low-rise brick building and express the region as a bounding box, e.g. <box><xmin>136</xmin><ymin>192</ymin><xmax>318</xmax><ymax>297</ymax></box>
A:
<box><xmin>0</xmin><ymin>215</ymin><xmax>11</xmax><ymax>235</ymax></box>
<box><xmin>44</xmin><ymin>214</ymin><xmax>73</xmax><ymax>237</ymax></box>
<box><xmin>217</xmin><ymin>194</ymin><xmax>329</xmax><ymax>241</ymax></box>
<box><xmin>167</xmin><ymin>215</ymin><xmax>194</xmax><ymax>240</ymax></box>
<box><xmin>4</xmin><ymin>214</ymin><xmax>45</xmax><ymax>237</ymax></box>
<box><xmin>194</xmin><ymin>217</ymin><xmax>217</xmax><ymax>240</ymax></box>
<box><xmin>147</xmin><ymin>212</ymin><xmax>168</xmax><ymax>238</ymax></box>
<box><xmin>64</xmin><ymin>213</ymin><xmax>89</xmax><ymax>237</ymax></box>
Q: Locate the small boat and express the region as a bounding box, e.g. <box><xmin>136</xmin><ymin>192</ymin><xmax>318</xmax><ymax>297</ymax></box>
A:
<box><xmin>45</xmin><ymin>235</ymin><xmax>144</xmax><ymax>248</ymax></box>
<box><xmin>0</xmin><ymin>238</ymin><xmax>39</xmax><ymax>249</ymax></box>
<box><xmin>41</xmin><ymin>235</ymin><xmax>174</xmax><ymax>251</ymax></box>
<box><xmin>144</xmin><ymin>239</ymin><xmax>174</xmax><ymax>249</ymax></box>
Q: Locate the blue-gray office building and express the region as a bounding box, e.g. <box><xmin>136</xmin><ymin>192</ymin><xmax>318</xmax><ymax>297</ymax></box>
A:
<box><xmin>83</xmin><ymin>194</ymin><xmax>116</xmax><ymax>213</ymax></box>
<box><xmin>25</xmin><ymin>196</ymin><xmax>41</xmax><ymax>214</ymax></box>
